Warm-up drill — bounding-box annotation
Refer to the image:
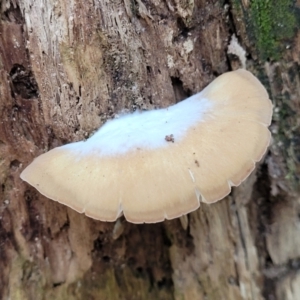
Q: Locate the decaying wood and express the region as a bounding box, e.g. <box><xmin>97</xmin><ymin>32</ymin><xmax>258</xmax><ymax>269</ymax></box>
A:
<box><xmin>0</xmin><ymin>0</ymin><xmax>300</xmax><ymax>299</ymax></box>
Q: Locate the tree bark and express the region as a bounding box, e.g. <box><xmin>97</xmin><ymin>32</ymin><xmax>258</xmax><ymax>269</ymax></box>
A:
<box><xmin>0</xmin><ymin>0</ymin><xmax>300</xmax><ymax>299</ymax></box>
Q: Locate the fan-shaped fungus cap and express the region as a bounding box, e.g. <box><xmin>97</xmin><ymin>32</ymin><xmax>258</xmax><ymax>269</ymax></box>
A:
<box><xmin>20</xmin><ymin>69</ymin><xmax>273</xmax><ymax>223</ymax></box>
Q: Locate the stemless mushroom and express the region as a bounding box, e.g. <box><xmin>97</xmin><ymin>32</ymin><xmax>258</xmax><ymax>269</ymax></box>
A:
<box><xmin>20</xmin><ymin>69</ymin><xmax>273</xmax><ymax>223</ymax></box>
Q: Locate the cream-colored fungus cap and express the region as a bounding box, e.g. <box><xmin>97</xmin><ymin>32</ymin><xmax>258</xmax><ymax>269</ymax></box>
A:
<box><xmin>20</xmin><ymin>69</ymin><xmax>273</xmax><ymax>223</ymax></box>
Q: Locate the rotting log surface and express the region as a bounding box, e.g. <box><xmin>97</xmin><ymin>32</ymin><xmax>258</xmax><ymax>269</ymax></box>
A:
<box><xmin>0</xmin><ymin>0</ymin><xmax>300</xmax><ymax>299</ymax></box>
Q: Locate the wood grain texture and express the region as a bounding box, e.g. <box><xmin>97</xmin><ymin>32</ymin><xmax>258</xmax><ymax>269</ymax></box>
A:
<box><xmin>0</xmin><ymin>0</ymin><xmax>300</xmax><ymax>299</ymax></box>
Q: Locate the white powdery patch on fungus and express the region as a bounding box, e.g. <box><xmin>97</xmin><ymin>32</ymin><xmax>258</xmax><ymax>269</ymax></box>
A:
<box><xmin>20</xmin><ymin>69</ymin><xmax>273</xmax><ymax>224</ymax></box>
<box><xmin>64</xmin><ymin>94</ymin><xmax>212</xmax><ymax>156</ymax></box>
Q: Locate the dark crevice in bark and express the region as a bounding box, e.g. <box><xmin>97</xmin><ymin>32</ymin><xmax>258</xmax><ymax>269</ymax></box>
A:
<box><xmin>9</xmin><ymin>64</ymin><xmax>39</xmax><ymax>99</ymax></box>
<box><xmin>224</xmin><ymin>0</ymin><xmax>243</xmax><ymax>71</ymax></box>
<box><xmin>251</xmin><ymin>161</ymin><xmax>277</xmax><ymax>299</ymax></box>
<box><xmin>170</xmin><ymin>76</ymin><xmax>190</xmax><ymax>103</ymax></box>
<box><xmin>174</xmin><ymin>17</ymin><xmax>193</xmax><ymax>41</ymax></box>
<box><xmin>226</xmin><ymin>0</ymin><xmax>239</xmax><ymax>36</ymax></box>
<box><xmin>2</xmin><ymin>2</ymin><xmax>23</xmax><ymax>24</ymax></box>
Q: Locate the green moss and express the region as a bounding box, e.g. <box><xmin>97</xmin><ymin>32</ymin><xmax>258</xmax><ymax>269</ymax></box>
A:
<box><xmin>249</xmin><ymin>0</ymin><xmax>297</xmax><ymax>60</ymax></box>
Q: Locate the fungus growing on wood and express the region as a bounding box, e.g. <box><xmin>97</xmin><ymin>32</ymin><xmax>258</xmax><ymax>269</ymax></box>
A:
<box><xmin>20</xmin><ymin>69</ymin><xmax>273</xmax><ymax>223</ymax></box>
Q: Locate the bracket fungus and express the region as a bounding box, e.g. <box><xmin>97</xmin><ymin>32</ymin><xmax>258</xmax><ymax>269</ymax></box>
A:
<box><xmin>20</xmin><ymin>69</ymin><xmax>273</xmax><ymax>223</ymax></box>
